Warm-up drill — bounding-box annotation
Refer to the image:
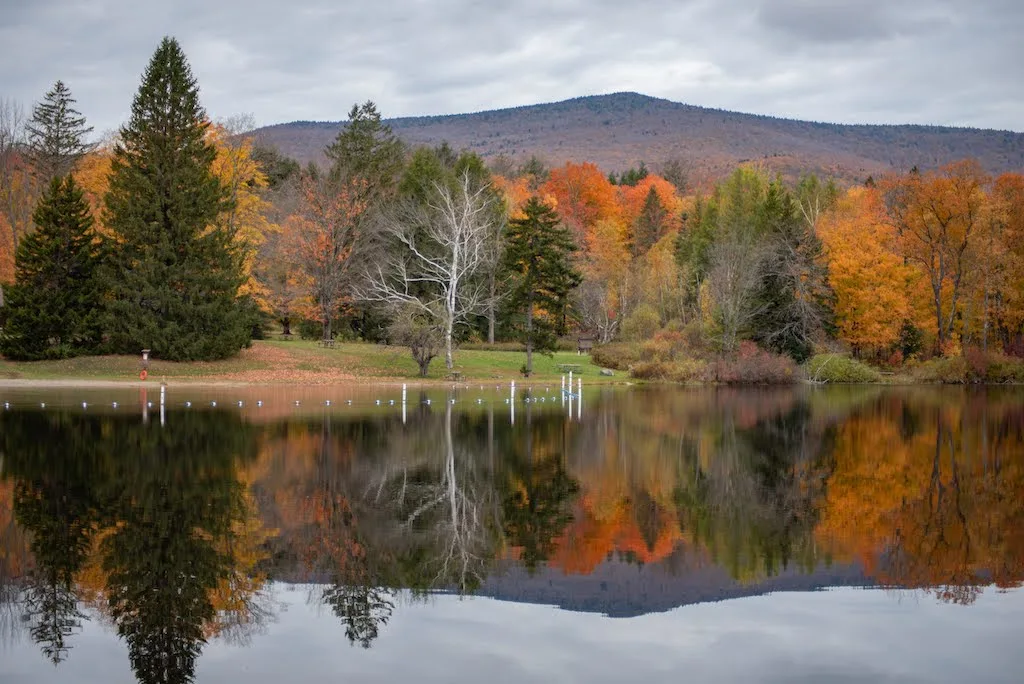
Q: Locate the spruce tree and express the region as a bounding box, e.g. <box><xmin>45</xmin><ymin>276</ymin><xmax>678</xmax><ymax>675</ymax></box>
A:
<box><xmin>26</xmin><ymin>80</ymin><xmax>94</xmax><ymax>184</ymax></box>
<box><xmin>502</xmin><ymin>198</ymin><xmax>582</xmax><ymax>376</ymax></box>
<box><xmin>104</xmin><ymin>37</ymin><xmax>252</xmax><ymax>361</ymax></box>
<box><xmin>0</xmin><ymin>176</ymin><xmax>104</xmax><ymax>360</ymax></box>
<box><xmin>634</xmin><ymin>185</ymin><xmax>667</xmax><ymax>255</ymax></box>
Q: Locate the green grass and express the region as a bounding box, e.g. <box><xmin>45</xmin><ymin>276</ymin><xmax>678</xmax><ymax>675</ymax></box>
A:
<box><xmin>0</xmin><ymin>339</ymin><xmax>612</xmax><ymax>384</ymax></box>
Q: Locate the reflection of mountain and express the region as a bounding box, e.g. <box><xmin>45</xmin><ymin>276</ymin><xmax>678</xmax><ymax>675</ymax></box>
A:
<box><xmin>479</xmin><ymin>556</ymin><xmax>869</xmax><ymax>618</ymax></box>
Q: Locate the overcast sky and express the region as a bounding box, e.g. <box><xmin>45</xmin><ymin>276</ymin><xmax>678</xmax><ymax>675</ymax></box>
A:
<box><xmin>1</xmin><ymin>0</ymin><xmax>1022</xmax><ymax>136</ymax></box>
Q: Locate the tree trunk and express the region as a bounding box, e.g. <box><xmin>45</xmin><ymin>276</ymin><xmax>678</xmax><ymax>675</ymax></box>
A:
<box><xmin>444</xmin><ymin>316</ymin><xmax>454</xmax><ymax>370</ymax></box>
<box><xmin>525</xmin><ymin>295</ymin><xmax>534</xmax><ymax>376</ymax></box>
<box><xmin>487</xmin><ymin>273</ymin><xmax>496</xmax><ymax>344</ymax></box>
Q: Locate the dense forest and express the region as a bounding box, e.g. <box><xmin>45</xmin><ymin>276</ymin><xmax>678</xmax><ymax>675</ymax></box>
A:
<box><xmin>2</xmin><ymin>37</ymin><xmax>1024</xmax><ymax>382</ymax></box>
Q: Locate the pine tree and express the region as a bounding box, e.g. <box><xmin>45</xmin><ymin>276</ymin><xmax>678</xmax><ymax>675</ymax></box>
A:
<box><xmin>0</xmin><ymin>176</ymin><xmax>104</xmax><ymax>360</ymax></box>
<box><xmin>502</xmin><ymin>198</ymin><xmax>582</xmax><ymax>376</ymax></box>
<box><xmin>104</xmin><ymin>37</ymin><xmax>253</xmax><ymax>361</ymax></box>
<box><xmin>25</xmin><ymin>80</ymin><xmax>94</xmax><ymax>184</ymax></box>
<box><xmin>634</xmin><ymin>185</ymin><xmax>667</xmax><ymax>255</ymax></box>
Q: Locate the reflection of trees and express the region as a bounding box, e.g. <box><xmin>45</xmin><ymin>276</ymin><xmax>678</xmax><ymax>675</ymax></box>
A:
<box><xmin>1</xmin><ymin>413</ymin><xmax>104</xmax><ymax>664</ymax></box>
<box><xmin>0</xmin><ymin>409</ymin><xmax>262</xmax><ymax>683</ymax></box>
<box><xmin>500</xmin><ymin>404</ymin><xmax>579</xmax><ymax>573</ymax></box>
<box><xmin>390</xmin><ymin>401</ymin><xmax>500</xmax><ymax>592</ymax></box>
<box><xmin>817</xmin><ymin>389</ymin><xmax>1024</xmax><ymax>604</ymax></box>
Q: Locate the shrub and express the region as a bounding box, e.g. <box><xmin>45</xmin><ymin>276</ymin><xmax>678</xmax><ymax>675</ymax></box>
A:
<box><xmin>912</xmin><ymin>356</ymin><xmax>968</xmax><ymax>383</ymax></box>
<box><xmin>985</xmin><ymin>354</ymin><xmax>1024</xmax><ymax>383</ymax></box>
<box><xmin>620</xmin><ymin>304</ymin><xmax>660</xmax><ymax>341</ymax></box>
<box><xmin>713</xmin><ymin>341</ymin><xmax>797</xmax><ymax>384</ymax></box>
<box><xmin>631</xmin><ymin>358</ymin><xmax>708</xmax><ymax>382</ymax></box>
<box><xmin>806</xmin><ymin>354</ymin><xmax>882</xmax><ymax>383</ymax></box>
<box><xmin>591</xmin><ymin>342</ymin><xmax>641</xmax><ymax>370</ymax></box>
<box><xmin>914</xmin><ymin>350</ymin><xmax>1024</xmax><ymax>384</ymax></box>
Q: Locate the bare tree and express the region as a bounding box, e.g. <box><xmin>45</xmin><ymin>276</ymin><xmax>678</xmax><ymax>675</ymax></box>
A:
<box><xmin>357</xmin><ymin>172</ymin><xmax>499</xmax><ymax>369</ymax></box>
<box><xmin>708</xmin><ymin>234</ymin><xmax>766</xmax><ymax>352</ymax></box>
<box><xmin>1</xmin><ymin>97</ymin><xmax>36</xmax><ymax>251</ymax></box>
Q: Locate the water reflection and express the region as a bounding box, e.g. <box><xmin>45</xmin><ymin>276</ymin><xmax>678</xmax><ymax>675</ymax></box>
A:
<box><xmin>0</xmin><ymin>386</ymin><xmax>1022</xmax><ymax>682</ymax></box>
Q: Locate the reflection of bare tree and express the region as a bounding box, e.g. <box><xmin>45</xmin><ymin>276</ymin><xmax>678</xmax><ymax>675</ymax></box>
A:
<box><xmin>395</xmin><ymin>401</ymin><xmax>499</xmax><ymax>592</ymax></box>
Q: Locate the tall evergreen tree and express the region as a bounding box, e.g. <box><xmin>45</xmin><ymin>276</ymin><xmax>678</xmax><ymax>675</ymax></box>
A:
<box><xmin>326</xmin><ymin>101</ymin><xmax>405</xmax><ymax>202</ymax></box>
<box><xmin>502</xmin><ymin>198</ymin><xmax>582</xmax><ymax>376</ymax></box>
<box><xmin>752</xmin><ymin>179</ymin><xmax>834</xmax><ymax>361</ymax></box>
<box><xmin>0</xmin><ymin>176</ymin><xmax>104</xmax><ymax>360</ymax></box>
<box><xmin>25</xmin><ymin>80</ymin><xmax>94</xmax><ymax>184</ymax></box>
<box><xmin>104</xmin><ymin>37</ymin><xmax>252</xmax><ymax>361</ymax></box>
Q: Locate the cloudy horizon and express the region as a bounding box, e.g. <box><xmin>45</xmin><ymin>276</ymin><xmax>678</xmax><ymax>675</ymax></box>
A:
<box><xmin>1</xmin><ymin>0</ymin><xmax>1022</xmax><ymax>136</ymax></box>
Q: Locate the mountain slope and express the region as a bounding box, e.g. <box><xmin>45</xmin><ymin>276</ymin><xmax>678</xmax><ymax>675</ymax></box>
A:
<box><xmin>253</xmin><ymin>92</ymin><xmax>1024</xmax><ymax>183</ymax></box>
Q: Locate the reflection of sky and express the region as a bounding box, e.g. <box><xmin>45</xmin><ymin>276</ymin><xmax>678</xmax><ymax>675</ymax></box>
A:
<box><xmin>3</xmin><ymin>584</ymin><xmax>1022</xmax><ymax>683</ymax></box>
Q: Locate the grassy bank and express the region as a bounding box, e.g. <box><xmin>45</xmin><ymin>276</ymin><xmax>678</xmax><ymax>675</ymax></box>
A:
<box><xmin>0</xmin><ymin>339</ymin><xmax>613</xmax><ymax>385</ymax></box>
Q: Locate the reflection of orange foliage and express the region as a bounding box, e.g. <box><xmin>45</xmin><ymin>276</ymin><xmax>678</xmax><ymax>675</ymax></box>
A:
<box><xmin>550</xmin><ymin>492</ymin><xmax>683</xmax><ymax>574</ymax></box>
<box><xmin>817</xmin><ymin>397</ymin><xmax>1024</xmax><ymax>603</ymax></box>
<box><xmin>0</xmin><ymin>479</ymin><xmax>33</xmax><ymax>579</ymax></box>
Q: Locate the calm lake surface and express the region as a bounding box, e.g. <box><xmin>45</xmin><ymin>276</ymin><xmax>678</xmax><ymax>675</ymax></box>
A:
<box><xmin>1</xmin><ymin>384</ymin><xmax>1022</xmax><ymax>683</ymax></box>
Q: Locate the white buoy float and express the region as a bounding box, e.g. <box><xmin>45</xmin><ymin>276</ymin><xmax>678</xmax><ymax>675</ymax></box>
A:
<box><xmin>257</xmin><ymin>400</ymin><xmax>263</xmax><ymax>407</ymax></box>
<box><xmin>112</xmin><ymin>402</ymin><xmax>118</xmax><ymax>409</ymax></box>
<box><xmin>238</xmin><ymin>401</ymin><xmax>244</xmax><ymax>407</ymax></box>
<box><xmin>185</xmin><ymin>401</ymin><xmax>192</xmax><ymax>407</ymax></box>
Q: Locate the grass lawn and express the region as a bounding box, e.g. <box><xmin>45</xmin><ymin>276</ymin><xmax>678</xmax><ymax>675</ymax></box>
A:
<box><xmin>0</xmin><ymin>339</ymin><xmax>614</xmax><ymax>384</ymax></box>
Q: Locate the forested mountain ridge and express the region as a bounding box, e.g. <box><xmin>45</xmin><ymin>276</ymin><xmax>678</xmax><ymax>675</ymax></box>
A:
<box><xmin>252</xmin><ymin>92</ymin><xmax>1024</xmax><ymax>183</ymax></box>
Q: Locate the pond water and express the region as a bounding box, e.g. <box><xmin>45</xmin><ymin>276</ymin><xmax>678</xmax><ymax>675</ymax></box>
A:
<box><xmin>0</xmin><ymin>384</ymin><xmax>1022</xmax><ymax>683</ymax></box>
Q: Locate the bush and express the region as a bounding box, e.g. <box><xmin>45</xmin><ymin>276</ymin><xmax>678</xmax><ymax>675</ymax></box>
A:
<box><xmin>713</xmin><ymin>341</ymin><xmax>797</xmax><ymax>384</ymax></box>
<box><xmin>912</xmin><ymin>356</ymin><xmax>968</xmax><ymax>383</ymax></box>
<box><xmin>620</xmin><ymin>304</ymin><xmax>660</xmax><ymax>341</ymax></box>
<box><xmin>591</xmin><ymin>342</ymin><xmax>642</xmax><ymax>370</ymax></box>
<box><xmin>630</xmin><ymin>358</ymin><xmax>708</xmax><ymax>382</ymax></box>
<box><xmin>806</xmin><ymin>354</ymin><xmax>882</xmax><ymax>383</ymax></box>
<box><xmin>923</xmin><ymin>348</ymin><xmax>1024</xmax><ymax>384</ymax></box>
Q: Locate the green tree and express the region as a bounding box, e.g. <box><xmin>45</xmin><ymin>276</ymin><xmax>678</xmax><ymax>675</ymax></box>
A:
<box><xmin>0</xmin><ymin>176</ymin><xmax>104</xmax><ymax>360</ymax></box>
<box><xmin>103</xmin><ymin>37</ymin><xmax>253</xmax><ymax>361</ymax></box>
<box><xmin>752</xmin><ymin>178</ymin><xmax>834</xmax><ymax>361</ymax></box>
<box><xmin>634</xmin><ymin>185</ymin><xmax>667</xmax><ymax>255</ymax></box>
<box><xmin>326</xmin><ymin>101</ymin><xmax>405</xmax><ymax>203</ymax></box>
<box><xmin>502</xmin><ymin>198</ymin><xmax>582</xmax><ymax>376</ymax></box>
<box><xmin>25</xmin><ymin>80</ymin><xmax>94</xmax><ymax>185</ymax></box>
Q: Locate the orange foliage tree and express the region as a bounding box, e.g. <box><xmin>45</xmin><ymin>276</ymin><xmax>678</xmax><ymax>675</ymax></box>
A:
<box><xmin>289</xmin><ymin>175</ymin><xmax>367</xmax><ymax>340</ymax></box>
<box><xmin>541</xmin><ymin>162</ymin><xmax>621</xmax><ymax>247</ymax></box>
<box><xmin>882</xmin><ymin>161</ymin><xmax>989</xmax><ymax>354</ymax></box>
<box><xmin>819</xmin><ymin>186</ymin><xmax>921</xmax><ymax>354</ymax></box>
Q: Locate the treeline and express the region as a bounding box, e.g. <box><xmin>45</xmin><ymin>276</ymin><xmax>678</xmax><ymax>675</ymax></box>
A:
<box><xmin>2</xmin><ymin>36</ymin><xmax>1023</xmax><ymax>378</ymax></box>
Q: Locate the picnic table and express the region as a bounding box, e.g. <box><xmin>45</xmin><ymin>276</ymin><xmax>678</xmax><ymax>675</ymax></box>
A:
<box><xmin>558</xmin><ymin>363</ymin><xmax>583</xmax><ymax>373</ymax></box>
<box><xmin>319</xmin><ymin>338</ymin><xmax>336</xmax><ymax>349</ymax></box>
<box><xmin>446</xmin><ymin>370</ymin><xmax>464</xmax><ymax>382</ymax></box>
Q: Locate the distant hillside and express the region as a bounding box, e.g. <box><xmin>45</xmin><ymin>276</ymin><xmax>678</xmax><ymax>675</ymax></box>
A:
<box><xmin>252</xmin><ymin>92</ymin><xmax>1024</xmax><ymax>184</ymax></box>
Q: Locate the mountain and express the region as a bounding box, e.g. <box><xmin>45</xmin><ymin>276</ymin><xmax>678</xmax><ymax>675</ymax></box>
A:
<box><xmin>251</xmin><ymin>92</ymin><xmax>1024</xmax><ymax>184</ymax></box>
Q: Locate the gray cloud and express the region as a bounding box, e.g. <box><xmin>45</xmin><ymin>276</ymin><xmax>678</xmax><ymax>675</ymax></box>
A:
<box><xmin>0</xmin><ymin>0</ymin><xmax>1021</xmax><ymax>136</ymax></box>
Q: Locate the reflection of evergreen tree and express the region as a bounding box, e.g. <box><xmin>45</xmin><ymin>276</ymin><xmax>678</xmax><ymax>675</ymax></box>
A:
<box><xmin>673</xmin><ymin>399</ymin><xmax>829</xmax><ymax>580</ymax></box>
<box><xmin>2</xmin><ymin>409</ymin><xmax>258</xmax><ymax>683</ymax></box>
<box><xmin>322</xmin><ymin>583</ymin><xmax>395</xmax><ymax>648</ymax></box>
<box><xmin>100</xmin><ymin>411</ymin><xmax>255</xmax><ymax>684</ymax></box>
<box><xmin>500</xmin><ymin>417</ymin><xmax>579</xmax><ymax>573</ymax></box>
<box><xmin>1</xmin><ymin>412</ymin><xmax>104</xmax><ymax>664</ymax></box>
